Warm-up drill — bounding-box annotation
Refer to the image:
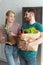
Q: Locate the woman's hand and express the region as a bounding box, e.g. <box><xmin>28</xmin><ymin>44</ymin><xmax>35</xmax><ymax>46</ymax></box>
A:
<box><xmin>9</xmin><ymin>32</ymin><xmax>16</xmax><ymax>36</ymax></box>
<box><xmin>5</xmin><ymin>41</ymin><xmax>14</xmax><ymax>45</ymax></box>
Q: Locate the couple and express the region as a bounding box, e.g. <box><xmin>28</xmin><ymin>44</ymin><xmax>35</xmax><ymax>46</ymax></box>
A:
<box><xmin>0</xmin><ymin>8</ymin><xmax>43</xmax><ymax>65</ymax></box>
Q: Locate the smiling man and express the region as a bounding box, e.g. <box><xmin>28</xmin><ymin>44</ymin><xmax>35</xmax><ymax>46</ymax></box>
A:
<box><xmin>19</xmin><ymin>8</ymin><xmax>43</xmax><ymax>65</ymax></box>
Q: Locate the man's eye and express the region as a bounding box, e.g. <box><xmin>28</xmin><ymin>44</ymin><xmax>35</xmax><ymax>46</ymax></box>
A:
<box><xmin>25</xmin><ymin>14</ymin><xmax>27</xmax><ymax>16</ymax></box>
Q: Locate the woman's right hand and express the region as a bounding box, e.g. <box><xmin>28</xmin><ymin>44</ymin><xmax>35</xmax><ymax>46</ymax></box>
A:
<box><xmin>5</xmin><ymin>41</ymin><xmax>13</xmax><ymax>45</ymax></box>
<box><xmin>9</xmin><ymin>32</ymin><xmax>16</xmax><ymax>36</ymax></box>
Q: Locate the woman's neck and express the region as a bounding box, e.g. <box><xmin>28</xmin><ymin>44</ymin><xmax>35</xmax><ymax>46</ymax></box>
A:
<box><xmin>7</xmin><ymin>21</ymin><xmax>14</xmax><ymax>28</ymax></box>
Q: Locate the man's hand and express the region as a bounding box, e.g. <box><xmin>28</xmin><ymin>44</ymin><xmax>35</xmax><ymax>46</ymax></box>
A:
<box><xmin>28</xmin><ymin>32</ymin><xmax>43</xmax><ymax>46</ymax></box>
<box><xmin>19</xmin><ymin>41</ymin><xmax>34</xmax><ymax>50</ymax></box>
<box><xmin>19</xmin><ymin>40</ymin><xmax>33</xmax><ymax>50</ymax></box>
<box><xmin>25</xmin><ymin>41</ymin><xmax>34</xmax><ymax>50</ymax></box>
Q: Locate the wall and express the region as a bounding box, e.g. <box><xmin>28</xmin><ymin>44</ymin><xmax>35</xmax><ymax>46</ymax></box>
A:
<box><xmin>0</xmin><ymin>0</ymin><xmax>43</xmax><ymax>65</ymax></box>
<box><xmin>0</xmin><ymin>0</ymin><xmax>43</xmax><ymax>25</ymax></box>
<box><xmin>41</xmin><ymin>7</ymin><xmax>43</xmax><ymax>65</ymax></box>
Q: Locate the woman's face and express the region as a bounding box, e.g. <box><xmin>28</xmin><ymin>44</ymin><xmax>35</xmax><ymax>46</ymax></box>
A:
<box><xmin>6</xmin><ymin>12</ymin><xmax>15</xmax><ymax>23</ymax></box>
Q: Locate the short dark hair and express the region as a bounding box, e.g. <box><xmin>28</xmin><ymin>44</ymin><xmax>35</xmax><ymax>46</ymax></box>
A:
<box><xmin>25</xmin><ymin>8</ymin><xmax>36</xmax><ymax>14</ymax></box>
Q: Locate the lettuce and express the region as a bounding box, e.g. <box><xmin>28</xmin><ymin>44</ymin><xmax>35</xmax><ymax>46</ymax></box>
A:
<box><xmin>24</xmin><ymin>27</ymin><xmax>38</xmax><ymax>33</ymax></box>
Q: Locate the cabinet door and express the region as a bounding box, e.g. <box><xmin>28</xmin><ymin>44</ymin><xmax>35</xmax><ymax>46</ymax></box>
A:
<box><xmin>22</xmin><ymin>7</ymin><xmax>42</xmax><ymax>24</ymax></box>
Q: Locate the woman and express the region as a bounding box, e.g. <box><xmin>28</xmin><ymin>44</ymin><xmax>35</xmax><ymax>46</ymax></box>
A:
<box><xmin>0</xmin><ymin>10</ymin><xmax>21</xmax><ymax>65</ymax></box>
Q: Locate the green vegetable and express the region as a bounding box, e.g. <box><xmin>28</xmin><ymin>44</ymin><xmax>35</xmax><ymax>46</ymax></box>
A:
<box><xmin>4</xmin><ymin>26</ymin><xmax>10</xmax><ymax>34</ymax></box>
<box><xmin>24</xmin><ymin>27</ymin><xmax>38</xmax><ymax>33</ymax></box>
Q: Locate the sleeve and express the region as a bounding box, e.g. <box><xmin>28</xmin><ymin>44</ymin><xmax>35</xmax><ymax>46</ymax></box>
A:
<box><xmin>21</xmin><ymin>23</ymin><xmax>27</xmax><ymax>29</ymax></box>
<box><xmin>0</xmin><ymin>25</ymin><xmax>7</xmax><ymax>42</ymax></box>
<box><xmin>37</xmin><ymin>23</ymin><xmax>43</xmax><ymax>32</ymax></box>
<box><xmin>21</xmin><ymin>24</ymin><xmax>25</xmax><ymax>29</ymax></box>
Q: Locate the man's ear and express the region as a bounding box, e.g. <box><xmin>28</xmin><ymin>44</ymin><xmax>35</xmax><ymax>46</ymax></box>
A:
<box><xmin>31</xmin><ymin>13</ymin><xmax>34</xmax><ymax>16</ymax></box>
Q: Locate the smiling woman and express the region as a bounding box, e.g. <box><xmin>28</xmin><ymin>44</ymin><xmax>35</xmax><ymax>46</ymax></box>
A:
<box><xmin>0</xmin><ymin>10</ymin><xmax>21</xmax><ymax>65</ymax></box>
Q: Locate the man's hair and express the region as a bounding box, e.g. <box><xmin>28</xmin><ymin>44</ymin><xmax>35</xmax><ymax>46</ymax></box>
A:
<box><xmin>25</xmin><ymin>8</ymin><xmax>36</xmax><ymax>15</ymax></box>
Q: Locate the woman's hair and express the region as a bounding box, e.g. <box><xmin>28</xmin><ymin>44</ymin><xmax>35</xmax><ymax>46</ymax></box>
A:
<box><xmin>5</xmin><ymin>10</ymin><xmax>15</xmax><ymax>27</ymax></box>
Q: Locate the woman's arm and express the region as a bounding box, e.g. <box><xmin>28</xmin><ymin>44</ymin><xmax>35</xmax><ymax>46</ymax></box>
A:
<box><xmin>0</xmin><ymin>25</ymin><xmax>7</xmax><ymax>43</ymax></box>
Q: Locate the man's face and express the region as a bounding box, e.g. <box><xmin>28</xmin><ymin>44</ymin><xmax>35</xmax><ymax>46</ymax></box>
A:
<box><xmin>24</xmin><ymin>11</ymin><xmax>35</xmax><ymax>22</ymax></box>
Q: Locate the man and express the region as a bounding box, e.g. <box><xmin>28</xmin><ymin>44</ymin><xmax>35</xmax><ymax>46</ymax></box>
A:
<box><xmin>19</xmin><ymin>8</ymin><xmax>43</xmax><ymax>65</ymax></box>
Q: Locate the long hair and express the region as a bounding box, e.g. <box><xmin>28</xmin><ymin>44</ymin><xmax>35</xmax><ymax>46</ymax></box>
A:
<box><xmin>5</xmin><ymin>10</ymin><xmax>15</xmax><ymax>27</ymax></box>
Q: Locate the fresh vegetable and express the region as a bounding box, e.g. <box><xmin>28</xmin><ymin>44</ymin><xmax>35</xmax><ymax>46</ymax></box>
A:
<box><xmin>4</xmin><ymin>26</ymin><xmax>10</xmax><ymax>34</ymax></box>
<box><xmin>18</xmin><ymin>32</ymin><xmax>24</xmax><ymax>37</ymax></box>
<box><xmin>24</xmin><ymin>27</ymin><xmax>38</xmax><ymax>33</ymax></box>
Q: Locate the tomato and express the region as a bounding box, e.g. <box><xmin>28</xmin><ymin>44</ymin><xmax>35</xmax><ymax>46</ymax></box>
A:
<box><xmin>18</xmin><ymin>32</ymin><xmax>24</xmax><ymax>37</ymax></box>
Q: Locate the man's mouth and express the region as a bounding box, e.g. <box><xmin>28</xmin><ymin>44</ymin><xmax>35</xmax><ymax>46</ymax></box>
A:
<box><xmin>26</xmin><ymin>18</ymin><xmax>30</xmax><ymax>21</ymax></box>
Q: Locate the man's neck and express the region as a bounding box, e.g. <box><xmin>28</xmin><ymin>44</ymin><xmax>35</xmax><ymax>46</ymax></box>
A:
<box><xmin>29</xmin><ymin>18</ymin><xmax>35</xmax><ymax>25</ymax></box>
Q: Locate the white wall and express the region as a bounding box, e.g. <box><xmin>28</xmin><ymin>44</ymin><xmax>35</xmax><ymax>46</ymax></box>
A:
<box><xmin>0</xmin><ymin>0</ymin><xmax>43</xmax><ymax>65</ymax></box>
<box><xmin>41</xmin><ymin>8</ymin><xmax>43</xmax><ymax>65</ymax></box>
<box><xmin>0</xmin><ymin>0</ymin><xmax>43</xmax><ymax>25</ymax></box>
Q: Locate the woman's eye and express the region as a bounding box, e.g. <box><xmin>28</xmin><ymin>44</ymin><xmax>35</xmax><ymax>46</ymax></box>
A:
<box><xmin>25</xmin><ymin>14</ymin><xmax>27</xmax><ymax>16</ymax></box>
<box><xmin>11</xmin><ymin>16</ymin><xmax>12</xmax><ymax>17</ymax></box>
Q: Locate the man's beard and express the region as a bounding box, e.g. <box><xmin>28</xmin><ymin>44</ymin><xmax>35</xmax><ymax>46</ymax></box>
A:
<box><xmin>25</xmin><ymin>18</ymin><xmax>31</xmax><ymax>22</ymax></box>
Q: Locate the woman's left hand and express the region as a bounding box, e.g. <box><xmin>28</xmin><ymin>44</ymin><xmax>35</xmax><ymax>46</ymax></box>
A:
<box><xmin>9</xmin><ymin>32</ymin><xmax>16</xmax><ymax>36</ymax></box>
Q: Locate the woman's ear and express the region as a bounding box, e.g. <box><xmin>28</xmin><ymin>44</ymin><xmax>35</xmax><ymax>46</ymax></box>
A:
<box><xmin>6</xmin><ymin>16</ymin><xmax>8</xmax><ymax>19</ymax></box>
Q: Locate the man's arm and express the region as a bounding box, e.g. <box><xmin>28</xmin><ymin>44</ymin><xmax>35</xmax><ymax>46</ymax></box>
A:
<box><xmin>29</xmin><ymin>32</ymin><xmax>43</xmax><ymax>46</ymax></box>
